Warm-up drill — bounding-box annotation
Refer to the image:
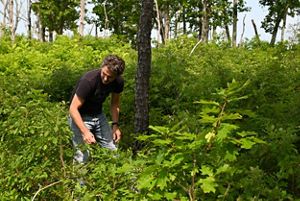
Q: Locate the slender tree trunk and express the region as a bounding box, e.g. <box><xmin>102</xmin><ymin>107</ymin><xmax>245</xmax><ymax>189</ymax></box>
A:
<box><xmin>1</xmin><ymin>0</ymin><xmax>8</xmax><ymax>38</ymax></box>
<box><xmin>163</xmin><ymin>6</ymin><xmax>170</xmax><ymax>41</ymax></box>
<box><xmin>281</xmin><ymin>9</ymin><xmax>287</xmax><ymax>42</ymax></box>
<box><xmin>239</xmin><ymin>14</ymin><xmax>246</xmax><ymax>45</ymax></box>
<box><xmin>212</xmin><ymin>26</ymin><xmax>217</xmax><ymax>41</ymax></box>
<box><xmin>174</xmin><ymin>11</ymin><xmax>178</xmax><ymax>38</ymax></box>
<box><xmin>49</xmin><ymin>31</ymin><xmax>53</xmax><ymax>42</ymax></box>
<box><xmin>183</xmin><ymin>6</ymin><xmax>186</xmax><ymax>34</ymax></box>
<box><xmin>41</xmin><ymin>26</ymin><xmax>45</xmax><ymax>42</ymax></box>
<box><xmin>79</xmin><ymin>0</ymin><xmax>85</xmax><ymax>36</ymax></box>
<box><xmin>13</xmin><ymin>0</ymin><xmax>20</xmax><ymax>37</ymax></box>
<box><xmin>159</xmin><ymin>15</ymin><xmax>165</xmax><ymax>44</ymax></box>
<box><xmin>225</xmin><ymin>25</ymin><xmax>231</xmax><ymax>42</ymax></box>
<box><xmin>232</xmin><ymin>0</ymin><xmax>238</xmax><ymax>47</ymax></box>
<box><xmin>134</xmin><ymin>0</ymin><xmax>153</xmax><ymax>150</ymax></box>
<box><xmin>251</xmin><ymin>19</ymin><xmax>260</xmax><ymax>42</ymax></box>
<box><xmin>9</xmin><ymin>0</ymin><xmax>14</xmax><ymax>42</ymax></box>
<box><xmin>154</xmin><ymin>0</ymin><xmax>161</xmax><ymax>44</ymax></box>
<box><xmin>95</xmin><ymin>23</ymin><xmax>98</xmax><ymax>37</ymax></box>
<box><xmin>201</xmin><ymin>0</ymin><xmax>209</xmax><ymax>42</ymax></box>
<box><xmin>27</xmin><ymin>0</ymin><xmax>32</xmax><ymax>39</ymax></box>
<box><xmin>270</xmin><ymin>17</ymin><xmax>281</xmax><ymax>45</ymax></box>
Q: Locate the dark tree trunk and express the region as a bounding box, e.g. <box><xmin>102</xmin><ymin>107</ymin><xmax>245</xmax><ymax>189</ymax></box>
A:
<box><xmin>183</xmin><ymin>7</ymin><xmax>186</xmax><ymax>34</ymax></box>
<box><xmin>270</xmin><ymin>17</ymin><xmax>280</xmax><ymax>45</ymax></box>
<box><xmin>251</xmin><ymin>19</ymin><xmax>260</xmax><ymax>42</ymax></box>
<box><xmin>27</xmin><ymin>0</ymin><xmax>32</xmax><ymax>39</ymax></box>
<box><xmin>134</xmin><ymin>0</ymin><xmax>153</xmax><ymax>145</ymax></box>
<box><xmin>49</xmin><ymin>31</ymin><xmax>53</xmax><ymax>42</ymax></box>
<box><xmin>232</xmin><ymin>0</ymin><xmax>238</xmax><ymax>47</ymax></box>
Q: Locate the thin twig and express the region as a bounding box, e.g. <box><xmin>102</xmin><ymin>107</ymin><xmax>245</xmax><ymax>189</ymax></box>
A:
<box><xmin>31</xmin><ymin>180</ymin><xmax>62</xmax><ymax>201</ymax></box>
<box><xmin>189</xmin><ymin>39</ymin><xmax>202</xmax><ymax>56</ymax></box>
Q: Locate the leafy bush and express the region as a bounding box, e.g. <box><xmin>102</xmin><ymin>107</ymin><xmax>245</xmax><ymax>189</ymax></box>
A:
<box><xmin>0</xmin><ymin>35</ymin><xmax>299</xmax><ymax>200</ymax></box>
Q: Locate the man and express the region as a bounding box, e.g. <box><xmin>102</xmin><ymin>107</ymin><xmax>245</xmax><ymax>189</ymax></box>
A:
<box><xmin>69</xmin><ymin>55</ymin><xmax>125</xmax><ymax>163</ymax></box>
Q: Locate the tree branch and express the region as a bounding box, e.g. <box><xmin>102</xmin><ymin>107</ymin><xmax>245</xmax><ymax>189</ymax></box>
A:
<box><xmin>31</xmin><ymin>180</ymin><xmax>62</xmax><ymax>201</ymax></box>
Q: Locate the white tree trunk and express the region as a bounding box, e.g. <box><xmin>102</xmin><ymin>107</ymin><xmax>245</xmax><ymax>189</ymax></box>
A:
<box><xmin>154</xmin><ymin>0</ymin><xmax>161</xmax><ymax>44</ymax></box>
<box><xmin>9</xmin><ymin>0</ymin><xmax>14</xmax><ymax>41</ymax></box>
<box><xmin>232</xmin><ymin>0</ymin><xmax>238</xmax><ymax>47</ymax></box>
<box><xmin>79</xmin><ymin>0</ymin><xmax>85</xmax><ymax>36</ymax></box>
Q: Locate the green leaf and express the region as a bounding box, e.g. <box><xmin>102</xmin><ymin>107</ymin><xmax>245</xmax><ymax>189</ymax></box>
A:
<box><xmin>201</xmin><ymin>165</ymin><xmax>214</xmax><ymax>176</ymax></box>
<box><xmin>156</xmin><ymin>169</ymin><xmax>168</xmax><ymax>190</ymax></box>
<box><xmin>239</xmin><ymin>138</ymin><xmax>256</xmax><ymax>149</ymax></box>
<box><xmin>152</xmin><ymin>139</ymin><xmax>172</xmax><ymax>146</ymax></box>
<box><xmin>169</xmin><ymin>153</ymin><xmax>185</xmax><ymax>167</ymax></box>
<box><xmin>237</xmin><ymin>131</ymin><xmax>257</xmax><ymax>137</ymax></box>
<box><xmin>174</xmin><ymin>132</ymin><xmax>196</xmax><ymax>141</ymax></box>
<box><xmin>216</xmin><ymin>164</ymin><xmax>230</xmax><ymax>175</ymax></box>
<box><xmin>224</xmin><ymin>150</ymin><xmax>238</xmax><ymax>162</ymax></box>
<box><xmin>137</xmin><ymin>174</ymin><xmax>155</xmax><ymax>190</ymax></box>
<box><xmin>217</xmin><ymin>123</ymin><xmax>239</xmax><ymax>141</ymax></box>
<box><xmin>194</xmin><ymin>100</ymin><xmax>220</xmax><ymax>107</ymax></box>
<box><xmin>198</xmin><ymin>176</ymin><xmax>217</xmax><ymax>193</ymax></box>
<box><xmin>164</xmin><ymin>192</ymin><xmax>177</xmax><ymax>200</ymax></box>
<box><xmin>150</xmin><ymin>125</ymin><xmax>169</xmax><ymax>134</ymax></box>
<box><xmin>228</xmin><ymin>95</ymin><xmax>249</xmax><ymax>103</ymax></box>
<box><xmin>222</xmin><ymin>113</ymin><xmax>243</xmax><ymax>120</ymax></box>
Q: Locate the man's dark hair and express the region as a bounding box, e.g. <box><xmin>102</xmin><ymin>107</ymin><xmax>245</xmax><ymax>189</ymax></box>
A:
<box><xmin>101</xmin><ymin>55</ymin><xmax>125</xmax><ymax>76</ymax></box>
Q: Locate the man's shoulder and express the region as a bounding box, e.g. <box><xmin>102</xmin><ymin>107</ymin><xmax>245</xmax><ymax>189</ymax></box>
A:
<box><xmin>82</xmin><ymin>69</ymin><xmax>100</xmax><ymax>80</ymax></box>
<box><xmin>115</xmin><ymin>76</ymin><xmax>124</xmax><ymax>83</ymax></box>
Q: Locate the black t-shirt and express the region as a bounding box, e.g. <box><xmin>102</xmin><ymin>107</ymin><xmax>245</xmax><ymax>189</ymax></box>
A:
<box><xmin>70</xmin><ymin>69</ymin><xmax>124</xmax><ymax>115</ymax></box>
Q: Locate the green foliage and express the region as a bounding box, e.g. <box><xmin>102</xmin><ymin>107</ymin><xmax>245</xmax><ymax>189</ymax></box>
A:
<box><xmin>1</xmin><ymin>36</ymin><xmax>299</xmax><ymax>200</ymax></box>
<box><xmin>91</xmin><ymin>0</ymin><xmax>141</xmax><ymax>45</ymax></box>
<box><xmin>32</xmin><ymin>0</ymin><xmax>80</xmax><ymax>35</ymax></box>
<box><xmin>136</xmin><ymin>80</ymin><xmax>266</xmax><ymax>200</ymax></box>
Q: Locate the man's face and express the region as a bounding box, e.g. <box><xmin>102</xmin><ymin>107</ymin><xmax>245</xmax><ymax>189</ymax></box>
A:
<box><xmin>101</xmin><ymin>66</ymin><xmax>116</xmax><ymax>84</ymax></box>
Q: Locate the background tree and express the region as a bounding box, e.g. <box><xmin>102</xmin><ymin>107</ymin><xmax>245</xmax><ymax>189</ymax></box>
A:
<box><xmin>27</xmin><ymin>0</ymin><xmax>32</xmax><ymax>39</ymax></box>
<box><xmin>232</xmin><ymin>0</ymin><xmax>238</xmax><ymax>46</ymax></box>
<box><xmin>91</xmin><ymin>0</ymin><xmax>140</xmax><ymax>45</ymax></box>
<box><xmin>134</xmin><ymin>0</ymin><xmax>153</xmax><ymax>150</ymax></box>
<box><xmin>201</xmin><ymin>0</ymin><xmax>210</xmax><ymax>42</ymax></box>
<box><xmin>32</xmin><ymin>0</ymin><xmax>79</xmax><ymax>42</ymax></box>
<box><xmin>79</xmin><ymin>0</ymin><xmax>85</xmax><ymax>36</ymax></box>
<box><xmin>260</xmin><ymin>0</ymin><xmax>300</xmax><ymax>45</ymax></box>
<box><xmin>9</xmin><ymin>0</ymin><xmax>14</xmax><ymax>41</ymax></box>
<box><xmin>0</xmin><ymin>0</ymin><xmax>8</xmax><ymax>38</ymax></box>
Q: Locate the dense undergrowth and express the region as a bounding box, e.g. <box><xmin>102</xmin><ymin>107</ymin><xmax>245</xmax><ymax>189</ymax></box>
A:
<box><xmin>0</xmin><ymin>35</ymin><xmax>299</xmax><ymax>200</ymax></box>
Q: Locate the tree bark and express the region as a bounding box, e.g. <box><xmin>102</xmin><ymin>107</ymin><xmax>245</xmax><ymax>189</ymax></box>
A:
<box><xmin>183</xmin><ymin>6</ymin><xmax>186</xmax><ymax>34</ymax></box>
<box><xmin>134</xmin><ymin>0</ymin><xmax>153</xmax><ymax>148</ymax></box>
<box><xmin>239</xmin><ymin>14</ymin><xmax>246</xmax><ymax>45</ymax></box>
<box><xmin>225</xmin><ymin>24</ymin><xmax>231</xmax><ymax>42</ymax></box>
<box><xmin>79</xmin><ymin>0</ymin><xmax>85</xmax><ymax>36</ymax></box>
<box><xmin>27</xmin><ymin>0</ymin><xmax>32</xmax><ymax>39</ymax></box>
<box><xmin>232</xmin><ymin>0</ymin><xmax>238</xmax><ymax>47</ymax></box>
<box><xmin>9</xmin><ymin>0</ymin><xmax>14</xmax><ymax>42</ymax></box>
<box><xmin>281</xmin><ymin>8</ymin><xmax>288</xmax><ymax>42</ymax></box>
<box><xmin>163</xmin><ymin>7</ymin><xmax>170</xmax><ymax>41</ymax></box>
<box><xmin>1</xmin><ymin>0</ymin><xmax>8</xmax><ymax>38</ymax></box>
<box><xmin>154</xmin><ymin>0</ymin><xmax>161</xmax><ymax>44</ymax></box>
<box><xmin>201</xmin><ymin>0</ymin><xmax>209</xmax><ymax>42</ymax></box>
<box><xmin>251</xmin><ymin>19</ymin><xmax>260</xmax><ymax>42</ymax></box>
<box><xmin>270</xmin><ymin>17</ymin><xmax>281</xmax><ymax>45</ymax></box>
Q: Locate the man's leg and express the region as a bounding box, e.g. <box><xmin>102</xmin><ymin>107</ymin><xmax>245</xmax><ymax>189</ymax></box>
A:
<box><xmin>69</xmin><ymin>115</ymin><xmax>95</xmax><ymax>163</ymax></box>
<box><xmin>94</xmin><ymin>113</ymin><xmax>117</xmax><ymax>150</ymax></box>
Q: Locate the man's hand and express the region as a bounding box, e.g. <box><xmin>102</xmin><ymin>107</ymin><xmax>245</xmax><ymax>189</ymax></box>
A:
<box><xmin>113</xmin><ymin>127</ymin><xmax>122</xmax><ymax>143</ymax></box>
<box><xmin>82</xmin><ymin>131</ymin><xmax>96</xmax><ymax>144</ymax></box>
